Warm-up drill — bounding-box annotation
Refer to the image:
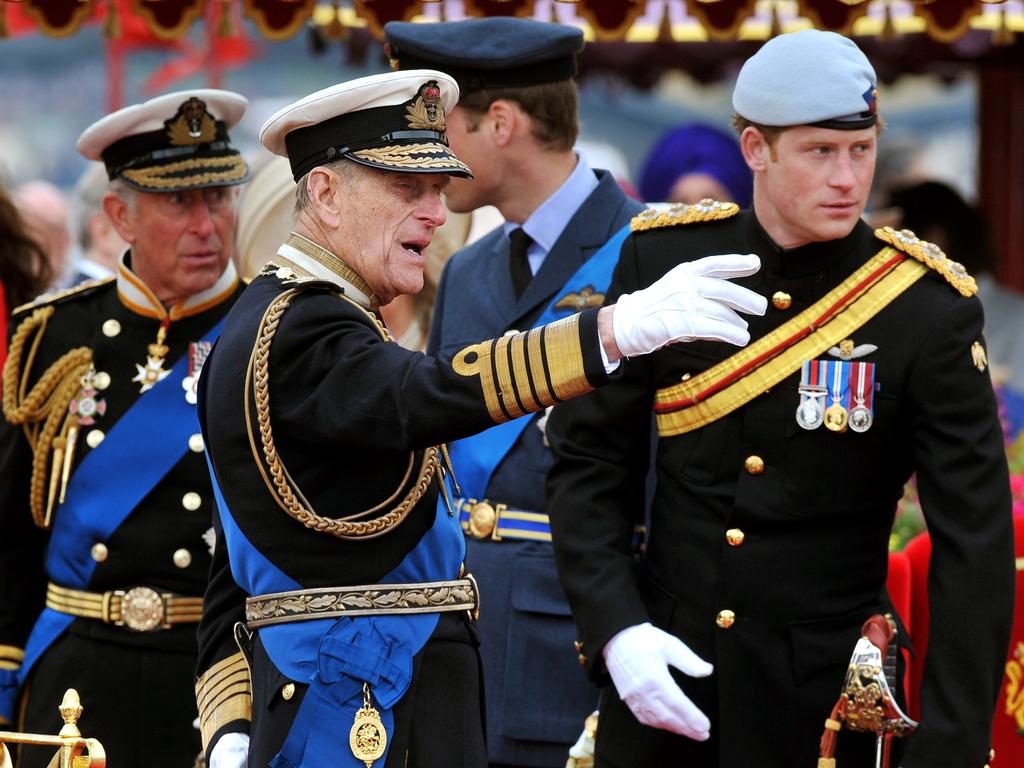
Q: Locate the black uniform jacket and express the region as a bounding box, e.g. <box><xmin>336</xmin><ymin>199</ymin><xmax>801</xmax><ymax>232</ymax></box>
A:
<box><xmin>0</xmin><ymin>267</ymin><xmax>242</xmax><ymax>711</ymax></box>
<box><xmin>196</xmin><ymin>256</ymin><xmax>609</xmax><ymax>754</ymax></box>
<box><xmin>546</xmin><ymin>210</ymin><xmax>1014</xmax><ymax>768</ymax></box>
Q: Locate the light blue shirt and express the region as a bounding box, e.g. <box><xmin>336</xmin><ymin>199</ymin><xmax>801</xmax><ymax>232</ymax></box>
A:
<box><xmin>502</xmin><ymin>152</ymin><xmax>599</xmax><ymax>276</ymax></box>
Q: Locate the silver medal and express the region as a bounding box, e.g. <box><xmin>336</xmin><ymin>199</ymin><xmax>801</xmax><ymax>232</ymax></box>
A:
<box><xmin>848</xmin><ymin>404</ymin><xmax>873</xmax><ymax>433</ymax></box>
<box><xmin>796</xmin><ymin>395</ymin><xmax>825</xmax><ymax>430</ymax></box>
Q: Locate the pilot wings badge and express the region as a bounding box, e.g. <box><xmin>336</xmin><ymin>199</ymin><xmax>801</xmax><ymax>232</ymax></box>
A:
<box><xmin>554</xmin><ymin>285</ymin><xmax>605</xmax><ymax>312</ymax></box>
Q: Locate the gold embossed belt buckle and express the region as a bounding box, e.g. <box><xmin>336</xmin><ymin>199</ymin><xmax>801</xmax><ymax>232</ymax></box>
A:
<box><xmin>110</xmin><ymin>586</ymin><xmax>169</xmax><ymax>632</ymax></box>
<box><xmin>467</xmin><ymin>500</ymin><xmax>506</xmax><ymax>540</ymax></box>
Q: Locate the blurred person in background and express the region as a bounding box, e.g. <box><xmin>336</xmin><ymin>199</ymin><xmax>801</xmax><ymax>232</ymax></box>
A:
<box><xmin>0</xmin><ymin>185</ymin><xmax>53</xmax><ymax>366</ymax></box>
<box><xmin>638</xmin><ymin>123</ymin><xmax>752</xmax><ymax>207</ymax></box>
<box><xmin>888</xmin><ymin>179</ymin><xmax>1024</xmax><ymax>430</ymax></box>
<box><xmin>14</xmin><ymin>180</ymin><xmax>73</xmax><ymax>290</ymax></box>
<box><xmin>68</xmin><ymin>162</ymin><xmax>128</xmax><ymax>285</ymax></box>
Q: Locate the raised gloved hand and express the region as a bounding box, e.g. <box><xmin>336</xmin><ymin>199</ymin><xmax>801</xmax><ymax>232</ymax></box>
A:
<box><xmin>603</xmin><ymin>622</ymin><xmax>713</xmax><ymax>740</ymax></box>
<box><xmin>612</xmin><ymin>254</ymin><xmax>766</xmax><ymax>357</ymax></box>
<box><xmin>209</xmin><ymin>732</ymin><xmax>249</xmax><ymax>768</ymax></box>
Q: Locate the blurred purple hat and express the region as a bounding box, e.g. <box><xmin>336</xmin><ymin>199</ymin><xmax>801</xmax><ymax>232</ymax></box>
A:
<box><xmin>639</xmin><ymin>123</ymin><xmax>752</xmax><ymax>208</ymax></box>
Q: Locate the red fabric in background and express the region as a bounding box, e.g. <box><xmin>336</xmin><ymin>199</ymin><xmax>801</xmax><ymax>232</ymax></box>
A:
<box><xmin>886</xmin><ymin>549</ymin><xmax>913</xmax><ymax>710</ymax></box>
<box><xmin>901</xmin><ymin>520</ymin><xmax>1024</xmax><ymax>763</ymax></box>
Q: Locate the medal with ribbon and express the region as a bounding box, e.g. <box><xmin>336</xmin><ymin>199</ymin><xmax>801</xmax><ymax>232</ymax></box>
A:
<box><xmin>182</xmin><ymin>340</ymin><xmax>212</xmax><ymax>405</ymax></box>
<box><xmin>847</xmin><ymin>361</ymin><xmax>876</xmax><ymax>433</ymax></box>
<box><xmin>823</xmin><ymin>358</ymin><xmax>850</xmax><ymax>432</ymax></box>
<box><xmin>796</xmin><ymin>359</ymin><xmax>828</xmax><ymax>430</ymax></box>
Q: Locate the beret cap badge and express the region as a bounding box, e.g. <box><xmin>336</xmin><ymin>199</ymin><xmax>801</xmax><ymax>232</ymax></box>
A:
<box><xmin>863</xmin><ymin>86</ymin><xmax>879</xmax><ymax>116</ymax></box>
<box><xmin>404</xmin><ymin>81</ymin><xmax>446</xmax><ymax>131</ymax></box>
<box><xmin>165</xmin><ymin>97</ymin><xmax>219</xmax><ymax>146</ymax></box>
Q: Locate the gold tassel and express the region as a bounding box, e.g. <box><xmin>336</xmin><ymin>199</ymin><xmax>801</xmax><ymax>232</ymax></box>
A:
<box><xmin>881</xmin><ymin>1</ymin><xmax>898</xmax><ymax>41</ymax></box>
<box><xmin>59</xmin><ymin>422</ymin><xmax>78</xmax><ymax>505</ymax></box>
<box><xmin>769</xmin><ymin>1</ymin><xmax>784</xmax><ymax>38</ymax></box>
<box><xmin>105</xmin><ymin>0</ymin><xmax>120</xmax><ymax>39</ymax></box>
<box><xmin>46</xmin><ymin>437</ymin><xmax>65</xmax><ymax>529</ymax></box>
<box><xmin>657</xmin><ymin>1</ymin><xmax>673</xmax><ymax>42</ymax></box>
<box><xmin>325</xmin><ymin>0</ymin><xmax>346</xmax><ymax>40</ymax></box>
<box><xmin>217</xmin><ymin>0</ymin><xmax>234</xmax><ymax>38</ymax></box>
<box><xmin>994</xmin><ymin>6</ymin><xmax>1014</xmax><ymax>46</ymax></box>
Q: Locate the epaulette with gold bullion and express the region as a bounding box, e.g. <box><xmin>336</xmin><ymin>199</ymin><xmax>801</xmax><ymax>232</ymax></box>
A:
<box><xmin>630</xmin><ymin>198</ymin><xmax>740</xmax><ymax>233</ymax></box>
<box><xmin>874</xmin><ymin>226</ymin><xmax>977</xmax><ymax>297</ymax></box>
<box><xmin>11</xmin><ymin>276</ymin><xmax>115</xmax><ymax>317</ymax></box>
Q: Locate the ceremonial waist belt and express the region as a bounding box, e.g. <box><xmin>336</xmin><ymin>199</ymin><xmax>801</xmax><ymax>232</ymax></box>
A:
<box><xmin>455</xmin><ymin>497</ymin><xmax>553</xmax><ymax>542</ymax></box>
<box><xmin>46</xmin><ymin>582</ymin><xmax>203</xmax><ymax>633</ymax></box>
<box><xmin>454</xmin><ymin>497</ymin><xmax>646</xmax><ymax>549</ymax></box>
<box><xmin>245</xmin><ymin>577</ymin><xmax>480</xmax><ymax>629</ymax></box>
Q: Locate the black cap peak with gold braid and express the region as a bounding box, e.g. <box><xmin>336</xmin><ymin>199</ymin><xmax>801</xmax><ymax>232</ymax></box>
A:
<box><xmin>76</xmin><ymin>89</ymin><xmax>250</xmax><ymax>194</ymax></box>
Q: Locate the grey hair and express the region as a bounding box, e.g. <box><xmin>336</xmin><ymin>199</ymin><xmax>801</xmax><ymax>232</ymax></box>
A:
<box><xmin>108</xmin><ymin>177</ymin><xmax>139</xmax><ymax>215</ymax></box>
<box><xmin>293</xmin><ymin>158</ymin><xmax>363</xmax><ymax>218</ymax></box>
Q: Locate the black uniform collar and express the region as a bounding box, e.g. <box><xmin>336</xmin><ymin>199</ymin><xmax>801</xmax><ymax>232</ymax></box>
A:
<box><xmin>747</xmin><ymin>211</ymin><xmax>875</xmax><ymax>279</ymax></box>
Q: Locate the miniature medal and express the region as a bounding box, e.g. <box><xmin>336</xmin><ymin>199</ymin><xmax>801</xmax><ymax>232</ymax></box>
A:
<box><xmin>823</xmin><ymin>359</ymin><xmax>848</xmax><ymax>433</ymax></box>
<box><xmin>182</xmin><ymin>341</ymin><xmax>213</xmax><ymax>405</ymax></box>
<box><xmin>796</xmin><ymin>360</ymin><xmax>826</xmax><ymax>430</ymax></box>
<box><xmin>847</xmin><ymin>361</ymin><xmax>876</xmax><ymax>433</ymax></box>
<box><xmin>133</xmin><ymin>321</ymin><xmax>172</xmax><ymax>393</ymax></box>
<box><xmin>68</xmin><ymin>366</ymin><xmax>107</xmax><ymax>426</ymax></box>
<box><xmin>350</xmin><ymin>683</ymin><xmax>387</xmax><ymax>767</ymax></box>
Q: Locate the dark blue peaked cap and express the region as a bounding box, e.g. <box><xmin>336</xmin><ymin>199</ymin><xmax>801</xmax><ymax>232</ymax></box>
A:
<box><xmin>384</xmin><ymin>17</ymin><xmax>584</xmax><ymax>93</ymax></box>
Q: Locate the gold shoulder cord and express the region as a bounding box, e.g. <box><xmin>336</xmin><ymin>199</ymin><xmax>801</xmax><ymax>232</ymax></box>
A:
<box><xmin>1</xmin><ymin>307</ymin><xmax>92</xmax><ymax>529</ymax></box>
<box><xmin>243</xmin><ymin>287</ymin><xmax>442</xmax><ymax>540</ymax></box>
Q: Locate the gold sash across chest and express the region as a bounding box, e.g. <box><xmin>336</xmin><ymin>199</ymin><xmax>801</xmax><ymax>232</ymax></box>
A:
<box><xmin>654</xmin><ymin>247</ymin><xmax>927</xmax><ymax>437</ymax></box>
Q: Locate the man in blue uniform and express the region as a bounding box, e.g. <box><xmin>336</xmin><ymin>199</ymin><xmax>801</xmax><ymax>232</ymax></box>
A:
<box><xmin>546</xmin><ymin>30</ymin><xmax>1014</xmax><ymax>768</ymax></box>
<box><xmin>383</xmin><ymin>19</ymin><xmax>645</xmax><ymax>767</ymax></box>
<box><xmin>0</xmin><ymin>89</ymin><xmax>249</xmax><ymax>766</ymax></box>
<box><xmin>193</xmin><ymin>69</ymin><xmax>767</xmax><ymax>768</ymax></box>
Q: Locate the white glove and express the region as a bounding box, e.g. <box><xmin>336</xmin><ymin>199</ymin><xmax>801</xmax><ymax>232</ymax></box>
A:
<box><xmin>613</xmin><ymin>254</ymin><xmax>766</xmax><ymax>357</ymax></box>
<box><xmin>209</xmin><ymin>732</ymin><xmax>249</xmax><ymax>768</ymax></box>
<box><xmin>603</xmin><ymin>622</ymin><xmax>713</xmax><ymax>740</ymax></box>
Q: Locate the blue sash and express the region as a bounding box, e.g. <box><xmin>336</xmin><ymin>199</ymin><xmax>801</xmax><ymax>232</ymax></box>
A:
<box><xmin>211</xmin><ymin>458</ymin><xmax>465</xmax><ymax>768</ymax></box>
<box><xmin>0</xmin><ymin>319</ymin><xmax>224</xmax><ymax>721</ymax></box>
<box><xmin>446</xmin><ymin>223</ymin><xmax>630</xmax><ymax>502</ymax></box>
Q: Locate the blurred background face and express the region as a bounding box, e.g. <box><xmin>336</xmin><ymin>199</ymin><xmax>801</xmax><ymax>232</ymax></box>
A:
<box><xmin>668</xmin><ymin>172</ymin><xmax>733</xmax><ymax>205</ymax></box>
<box><xmin>753</xmin><ymin>125</ymin><xmax>877</xmax><ymax>248</ymax></box>
<box><xmin>111</xmin><ymin>186</ymin><xmax>237</xmax><ymax>306</ymax></box>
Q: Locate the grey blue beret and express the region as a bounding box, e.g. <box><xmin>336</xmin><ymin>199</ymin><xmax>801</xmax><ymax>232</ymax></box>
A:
<box><xmin>732</xmin><ymin>30</ymin><xmax>878</xmax><ymax>130</ymax></box>
<box><xmin>384</xmin><ymin>17</ymin><xmax>584</xmax><ymax>94</ymax></box>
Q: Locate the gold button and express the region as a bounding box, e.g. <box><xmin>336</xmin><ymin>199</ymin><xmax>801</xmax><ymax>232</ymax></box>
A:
<box><xmin>726</xmin><ymin>528</ymin><xmax>745</xmax><ymax>547</ymax></box>
<box><xmin>93</xmin><ymin>371</ymin><xmax>111</xmax><ymax>390</ymax></box>
<box><xmin>716</xmin><ymin>610</ymin><xmax>736</xmax><ymax>629</ymax></box>
<box><xmin>574</xmin><ymin>640</ymin><xmax>583</xmax><ymax>653</ymax></box>
<box><xmin>744</xmin><ymin>455</ymin><xmax>764</xmax><ymax>475</ymax></box>
<box><xmin>173</xmin><ymin>548</ymin><xmax>192</xmax><ymax>568</ymax></box>
<box><xmin>90</xmin><ymin>543</ymin><xmax>108</xmax><ymax>562</ymax></box>
<box><xmin>182</xmin><ymin>492</ymin><xmax>202</xmax><ymax>511</ymax></box>
<box><xmin>771</xmin><ymin>291</ymin><xmax>792</xmax><ymax>310</ymax></box>
<box><xmin>188</xmin><ymin>434</ymin><xmax>205</xmax><ymax>453</ymax></box>
<box><xmin>86</xmin><ymin>429</ymin><xmax>105</xmax><ymax>448</ymax></box>
<box><xmin>281</xmin><ymin>683</ymin><xmax>296</xmax><ymax>701</ymax></box>
<box><xmin>577</xmin><ymin>653</ymin><xmax>586</xmax><ymax>666</ymax></box>
<box><xmin>101</xmin><ymin>319</ymin><xmax>121</xmax><ymax>337</ymax></box>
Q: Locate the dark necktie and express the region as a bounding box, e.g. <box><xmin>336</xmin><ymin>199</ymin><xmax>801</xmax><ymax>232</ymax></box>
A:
<box><xmin>508</xmin><ymin>227</ymin><xmax>533</xmax><ymax>299</ymax></box>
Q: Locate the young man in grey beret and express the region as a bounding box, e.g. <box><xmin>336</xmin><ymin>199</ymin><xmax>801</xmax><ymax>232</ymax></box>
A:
<box><xmin>547</xmin><ymin>29</ymin><xmax>1013</xmax><ymax>768</ymax></box>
